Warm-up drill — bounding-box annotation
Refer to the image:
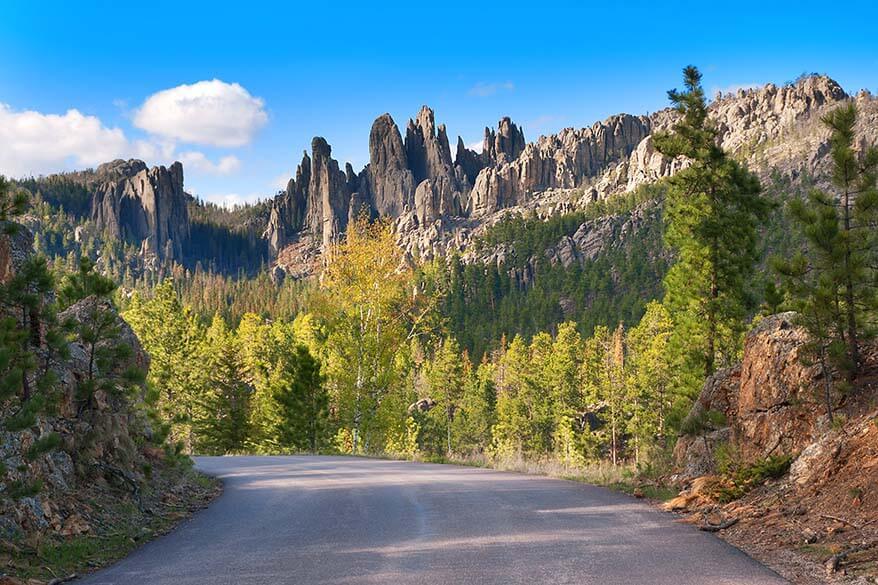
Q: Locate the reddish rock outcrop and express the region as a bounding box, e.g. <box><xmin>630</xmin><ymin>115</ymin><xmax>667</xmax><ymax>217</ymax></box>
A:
<box><xmin>674</xmin><ymin>313</ymin><xmax>832</xmax><ymax>478</ymax></box>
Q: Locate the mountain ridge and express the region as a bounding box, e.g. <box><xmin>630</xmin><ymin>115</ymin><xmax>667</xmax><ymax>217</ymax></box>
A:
<box><xmin>14</xmin><ymin>74</ymin><xmax>877</xmax><ymax>281</ymax></box>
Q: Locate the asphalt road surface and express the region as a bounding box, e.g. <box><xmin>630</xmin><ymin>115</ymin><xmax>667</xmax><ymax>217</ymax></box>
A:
<box><xmin>77</xmin><ymin>456</ymin><xmax>787</xmax><ymax>584</ymax></box>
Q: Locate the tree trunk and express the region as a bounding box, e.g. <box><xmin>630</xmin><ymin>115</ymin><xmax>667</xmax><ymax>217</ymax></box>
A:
<box><xmin>820</xmin><ymin>345</ymin><xmax>834</xmax><ymax>422</ymax></box>
<box><xmin>706</xmin><ymin>258</ymin><xmax>718</xmax><ymax>377</ymax></box>
<box><xmin>842</xmin><ymin>188</ymin><xmax>860</xmax><ymax>378</ymax></box>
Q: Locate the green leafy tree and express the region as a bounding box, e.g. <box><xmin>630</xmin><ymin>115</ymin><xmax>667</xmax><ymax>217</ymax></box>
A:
<box><xmin>654</xmin><ymin>66</ymin><xmax>770</xmax><ymax>387</ymax></box>
<box><xmin>424</xmin><ymin>337</ymin><xmax>465</xmax><ymax>455</ymax></box>
<box><xmin>625</xmin><ymin>301</ymin><xmax>673</xmax><ymax>458</ymax></box>
<box><xmin>452</xmin><ymin>356</ymin><xmax>496</xmax><ymax>454</ymax></box>
<box><xmin>546</xmin><ymin>322</ymin><xmax>585</xmax><ymax>466</ymax></box>
<box><xmin>318</xmin><ymin>218</ymin><xmax>434</xmax><ymax>453</ymax></box>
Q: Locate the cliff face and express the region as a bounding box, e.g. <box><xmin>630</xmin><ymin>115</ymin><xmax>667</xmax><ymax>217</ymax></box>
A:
<box><xmin>673</xmin><ymin>313</ymin><xmax>830</xmax><ymax>479</ymax></box>
<box><xmin>90</xmin><ymin>160</ymin><xmax>190</xmax><ymax>260</ymax></box>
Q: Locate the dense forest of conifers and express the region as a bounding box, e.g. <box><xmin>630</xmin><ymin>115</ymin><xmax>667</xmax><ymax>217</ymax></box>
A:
<box><xmin>4</xmin><ymin>67</ymin><xmax>877</xmax><ymax>471</ymax></box>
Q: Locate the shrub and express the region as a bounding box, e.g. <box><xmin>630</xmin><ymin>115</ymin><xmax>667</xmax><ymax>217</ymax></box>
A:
<box><xmin>26</xmin><ymin>432</ymin><xmax>61</xmax><ymax>461</ymax></box>
<box><xmin>680</xmin><ymin>408</ymin><xmax>727</xmax><ymax>436</ymax></box>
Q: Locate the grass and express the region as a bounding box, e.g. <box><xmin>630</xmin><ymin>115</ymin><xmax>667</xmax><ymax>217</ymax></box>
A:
<box><xmin>407</xmin><ymin>451</ymin><xmax>678</xmax><ymax>502</ymax></box>
<box><xmin>710</xmin><ymin>451</ymin><xmax>793</xmax><ymax>503</ymax></box>
<box><xmin>4</xmin><ymin>468</ymin><xmax>220</xmax><ymax>581</ymax></box>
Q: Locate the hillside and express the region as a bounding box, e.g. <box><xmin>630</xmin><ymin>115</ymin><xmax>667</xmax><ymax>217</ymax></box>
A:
<box><xmin>0</xmin><ymin>219</ymin><xmax>218</xmax><ymax>582</ymax></box>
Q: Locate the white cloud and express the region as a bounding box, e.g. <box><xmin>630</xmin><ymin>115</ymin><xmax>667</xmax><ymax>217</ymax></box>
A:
<box><xmin>468</xmin><ymin>81</ymin><xmax>515</xmax><ymax>98</ymax></box>
<box><xmin>271</xmin><ymin>172</ymin><xmax>291</xmax><ymax>190</ymax></box>
<box><xmin>198</xmin><ymin>192</ymin><xmax>261</xmax><ymax>208</ymax></box>
<box><xmin>0</xmin><ymin>103</ymin><xmax>158</xmax><ymax>177</ymax></box>
<box><xmin>179</xmin><ymin>151</ymin><xmax>241</xmax><ymax>175</ymax></box>
<box><xmin>134</xmin><ymin>79</ymin><xmax>267</xmax><ymax>147</ymax></box>
<box><xmin>466</xmin><ymin>140</ymin><xmax>483</xmax><ymax>153</ymax></box>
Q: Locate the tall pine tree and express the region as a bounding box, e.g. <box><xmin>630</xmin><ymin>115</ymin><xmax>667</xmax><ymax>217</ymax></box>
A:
<box><xmin>775</xmin><ymin>103</ymin><xmax>878</xmax><ymax>399</ymax></box>
<box><xmin>654</xmin><ymin>66</ymin><xmax>769</xmax><ymax>386</ymax></box>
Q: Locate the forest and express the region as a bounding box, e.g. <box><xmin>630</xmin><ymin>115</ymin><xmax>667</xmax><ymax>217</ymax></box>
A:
<box><xmin>3</xmin><ymin>67</ymin><xmax>877</xmax><ymax>478</ymax></box>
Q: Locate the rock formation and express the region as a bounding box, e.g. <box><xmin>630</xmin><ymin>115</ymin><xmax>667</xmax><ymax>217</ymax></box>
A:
<box><xmin>673</xmin><ymin>313</ymin><xmax>830</xmax><ymax>478</ymax></box>
<box><xmin>90</xmin><ymin>160</ymin><xmax>190</xmax><ymax>260</ymax></box>
<box><xmin>264</xmin><ymin>138</ymin><xmax>356</xmax><ymax>254</ymax></box>
<box><xmin>263</xmin><ymin>75</ymin><xmax>877</xmax><ymax>276</ymax></box>
<box><xmin>306</xmin><ymin>137</ymin><xmax>350</xmax><ymax>248</ymax></box>
<box><xmin>367</xmin><ymin>113</ymin><xmax>414</xmax><ymax>218</ymax></box>
<box><xmin>483</xmin><ymin>116</ymin><xmax>526</xmax><ymax>164</ymax></box>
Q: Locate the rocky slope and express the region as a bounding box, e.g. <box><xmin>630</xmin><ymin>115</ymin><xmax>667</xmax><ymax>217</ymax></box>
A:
<box><xmin>668</xmin><ymin>313</ymin><xmax>878</xmax><ymax>583</ymax></box>
<box><xmin>261</xmin><ymin>75</ymin><xmax>877</xmax><ymax>277</ymax></box>
<box><xmin>0</xmin><ymin>223</ymin><xmax>217</xmax><ymax>583</ymax></box>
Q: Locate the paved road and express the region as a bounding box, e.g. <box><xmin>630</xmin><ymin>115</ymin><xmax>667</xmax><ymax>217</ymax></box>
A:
<box><xmin>78</xmin><ymin>456</ymin><xmax>786</xmax><ymax>584</ymax></box>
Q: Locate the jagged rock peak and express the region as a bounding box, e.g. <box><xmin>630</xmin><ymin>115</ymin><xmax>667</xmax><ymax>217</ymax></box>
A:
<box><xmin>307</xmin><ymin>136</ymin><xmax>350</xmax><ymax>248</ymax></box>
<box><xmin>369</xmin><ymin>113</ymin><xmax>414</xmax><ymax>217</ymax></box>
<box><xmin>94</xmin><ymin>159</ymin><xmax>149</xmax><ymax>182</ymax></box>
<box><xmin>713</xmin><ymin>74</ymin><xmax>846</xmax><ymax>106</ymax></box>
<box><xmin>263</xmin><ymin>150</ymin><xmax>311</xmax><ymax>257</ymax></box>
<box><xmin>91</xmin><ymin>161</ymin><xmax>189</xmax><ymax>260</ymax></box>
<box><xmin>484</xmin><ymin>117</ymin><xmax>526</xmax><ymax>164</ymax></box>
<box><xmin>455</xmin><ymin>136</ymin><xmax>484</xmax><ymax>185</ymax></box>
<box><xmin>405</xmin><ymin>106</ymin><xmax>455</xmax><ymax>185</ymax></box>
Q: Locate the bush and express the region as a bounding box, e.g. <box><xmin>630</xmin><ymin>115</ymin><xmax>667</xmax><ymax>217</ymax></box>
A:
<box><xmin>710</xmin><ymin>450</ymin><xmax>792</xmax><ymax>502</ymax></box>
<box><xmin>26</xmin><ymin>432</ymin><xmax>61</xmax><ymax>461</ymax></box>
<box><xmin>680</xmin><ymin>409</ymin><xmax>727</xmax><ymax>436</ymax></box>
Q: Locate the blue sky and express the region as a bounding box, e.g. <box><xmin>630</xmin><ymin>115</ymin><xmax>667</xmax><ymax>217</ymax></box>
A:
<box><xmin>2</xmin><ymin>0</ymin><xmax>877</xmax><ymax>206</ymax></box>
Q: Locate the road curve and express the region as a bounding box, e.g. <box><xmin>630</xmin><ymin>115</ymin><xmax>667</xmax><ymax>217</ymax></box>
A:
<box><xmin>77</xmin><ymin>456</ymin><xmax>786</xmax><ymax>584</ymax></box>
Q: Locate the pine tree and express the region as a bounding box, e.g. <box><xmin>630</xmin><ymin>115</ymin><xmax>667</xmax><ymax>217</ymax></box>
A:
<box><xmin>775</xmin><ymin>104</ymin><xmax>878</xmax><ymax>414</ymax></box>
<box><xmin>59</xmin><ymin>256</ymin><xmax>142</xmax><ymax>412</ymax></box>
<box><xmin>123</xmin><ymin>281</ymin><xmax>206</xmax><ymax>451</ymax></box>
<box><xmin>272</xmin><ymin>343</ymin><xmax>326</xmax><ymax>453</ymax></box>
<box><xmin>193</xmin><ymin>314</ymin><xmax>251</xmax><ymax>454</ymax></box>
<box><xmin>654</xmin><ymin>66</ymin><xmax>770</xmax><ymax>385</ymax></box>
<box><xmin>0</xmin><ymin>177</ymin><xmax>66</xmax><ymax>431</ymax></box>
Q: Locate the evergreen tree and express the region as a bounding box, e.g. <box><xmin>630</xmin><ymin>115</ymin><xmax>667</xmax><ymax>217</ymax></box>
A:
<box><xmin>124</xmin><ymin>281</ymin><xmax>206</xmax><ymax>451</ymax></box>
<box><xmin>59</xmin><ymin>256</ymin><xmax>142</xmax><ymax>412</ymax></box>
<box><xmin>193</xmin><ymin>314</ymin><xmax>251</xmax><ymax>454</ymax></box>
<box><xmin>272</xmin><ymin>343</ymin><xmax>326</xmax><ymax>453</ymax></box>
<box><xmin>0</xmin><ymin>177</ymin><xmax>66</xmax><ymax>431</ymax></box>
<box><xmin>654</xmin><ymin>66</ymin><xmax>769</xmax><ymax>385</ymax></box>
<box><xmin>775</xmin><ymin>103</ymin><xmax>878</xmax><ymax>384</ymax></box>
